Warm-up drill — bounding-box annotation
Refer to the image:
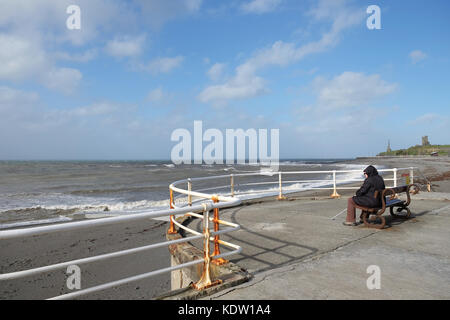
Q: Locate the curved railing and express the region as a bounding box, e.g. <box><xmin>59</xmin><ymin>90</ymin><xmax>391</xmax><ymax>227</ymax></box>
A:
<box><xmin>0</xmin><ymin>191</ymin><xmax>243</xmax><ymax>299</ymax></box>
<box><xmin>0</xmin><ymin>166</ymin><xmax>415</xmax><ymax>299</ymax></box>
<box><xmin>169</xmin><ymin>167</ymin><xmax>416</xmax><ymax>203</ymax></box>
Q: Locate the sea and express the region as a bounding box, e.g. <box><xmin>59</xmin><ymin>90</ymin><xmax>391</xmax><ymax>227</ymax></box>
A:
<box><xmin>0</xmin><ymin>160</ymin><xmax>375</xmax><ymax>229</ymax></box>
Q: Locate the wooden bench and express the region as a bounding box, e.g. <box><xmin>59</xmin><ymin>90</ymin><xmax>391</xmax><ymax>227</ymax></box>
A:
<box><xmin>355</xmin><ymin>184</ymin><xmax>420</xmax><ymax>229</ymax></box>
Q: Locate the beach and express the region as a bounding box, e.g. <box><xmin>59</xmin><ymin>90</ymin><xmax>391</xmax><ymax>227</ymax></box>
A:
<box><xmin>1</xmin><ymin>157</ymin><xmax>449</xmax><ymax>299</ymax></box>
<box><xmin>0</xmin><ymin>219</ymin><xmax>170</xmax><ymax>299</ymax></box>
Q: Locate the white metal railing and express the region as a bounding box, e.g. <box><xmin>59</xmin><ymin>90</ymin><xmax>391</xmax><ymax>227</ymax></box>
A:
<box><xmin>0</xmin><ymin>166</ymin><xmax>415</xmax><ymax>299</ymax></box>
<box><xmin>0</xmin><ymin>191</ymin><xmax>243</xmax><ymax>299</ymax></box>
<box><xmin>170</xmin><ymin>167</ymin><xmax>415</xmax><ymax>203</ymax></box>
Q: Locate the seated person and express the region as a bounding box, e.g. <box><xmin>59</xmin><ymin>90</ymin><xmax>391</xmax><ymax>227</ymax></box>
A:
<box><xmin>343</xmin><ymin>165</ymin><xmax>385</xmax><ymax>226</ymax></box>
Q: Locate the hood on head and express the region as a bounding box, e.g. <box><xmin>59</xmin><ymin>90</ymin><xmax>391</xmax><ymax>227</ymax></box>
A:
<box><xmin>364</xmin><ymin>165</ymin><xmax>378</xmax><ymax>177</ymax></box>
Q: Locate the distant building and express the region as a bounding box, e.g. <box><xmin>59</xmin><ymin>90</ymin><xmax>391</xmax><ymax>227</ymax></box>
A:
<box><xmin>386</xmin><ymin>140</ymin><xmax>392</xmax><ymax>153</ymax></box>
<box><xmin>422</xmin><ymin>136</ymin><xmax>430</xmax><ymax>146</ymax></box>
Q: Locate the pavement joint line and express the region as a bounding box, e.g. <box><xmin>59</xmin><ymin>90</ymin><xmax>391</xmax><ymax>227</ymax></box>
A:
<box><xmin>428</xmin><ymin>204</ymin><xmax>450</xmax><ymax>215</ymax></box>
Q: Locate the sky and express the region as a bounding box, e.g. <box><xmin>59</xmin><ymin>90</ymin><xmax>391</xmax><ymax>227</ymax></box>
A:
<box><xmin>0</xmin><ymin>0</ymin><xmax>449</xmax><ymax>160</ymax></box>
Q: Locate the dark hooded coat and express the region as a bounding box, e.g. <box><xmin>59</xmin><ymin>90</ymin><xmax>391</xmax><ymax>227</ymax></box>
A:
<box><xmin>352</xmin><ymin>165</ymin><xmax>385</xmax><ymax>208</ymax></box>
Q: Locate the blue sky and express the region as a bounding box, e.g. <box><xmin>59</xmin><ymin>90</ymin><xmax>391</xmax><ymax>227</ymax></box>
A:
<box><xmin>0</xmin><ymin>0</ymin><xmax>449</xmax><ymax>160</ymax></box>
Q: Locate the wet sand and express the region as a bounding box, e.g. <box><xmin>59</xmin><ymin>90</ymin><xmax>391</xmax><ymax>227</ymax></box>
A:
<box><xmin>0</xmin><ymin>219</ymin><xmax>170</xmax><ymax>300</ymax></box>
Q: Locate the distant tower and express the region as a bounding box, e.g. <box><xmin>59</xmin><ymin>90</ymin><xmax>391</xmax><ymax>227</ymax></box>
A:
<box><xmin>422</xmin><ymin>136</ymin><xmax>430</xmax><ymax>146</ymax></box>
<box><xmin>386</xmin><ymin>140</ymin><xmax>392</xmax><ymax>153</ymax></box>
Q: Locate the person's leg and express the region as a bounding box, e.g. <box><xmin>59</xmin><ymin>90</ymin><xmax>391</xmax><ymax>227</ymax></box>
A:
<box><xmin>345</xmin><ymin>197</ymin><xmax>356</xmax><ymax>223</ymax></box>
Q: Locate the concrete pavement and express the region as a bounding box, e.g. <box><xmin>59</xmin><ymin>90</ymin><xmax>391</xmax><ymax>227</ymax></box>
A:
<box><xmin>184</xmin><ymin>191</ymin><xmax>450</xmax><ymax>300</ymax></box>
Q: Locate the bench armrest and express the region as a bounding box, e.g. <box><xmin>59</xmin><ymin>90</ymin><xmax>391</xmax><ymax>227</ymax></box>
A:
<box><xmin>382</xmin><ymin>184</ymin><xmax>419</xmax><ymax>207</ymax></box>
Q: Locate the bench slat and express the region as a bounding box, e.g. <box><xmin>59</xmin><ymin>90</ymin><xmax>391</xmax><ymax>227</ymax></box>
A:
<box><xmin>385</xmin><ymin>198</ymin><xmax>404</xmax><ymax>206</ymax></box>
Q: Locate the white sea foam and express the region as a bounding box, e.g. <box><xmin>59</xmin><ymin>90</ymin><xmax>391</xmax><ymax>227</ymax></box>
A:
<box><xmin>0</xmin><ymin>216</ymin><xmax>72</xmax><ymax>230</ymax></box>
<box><xmin>0</xmin><ymin>162</ymin><xmax>385</xmax><ymax>226</ymax></box>
<box><xmin>0</xmin><ymin>198</ymin><xmax>171</xmax><ymax>216</ymax></box>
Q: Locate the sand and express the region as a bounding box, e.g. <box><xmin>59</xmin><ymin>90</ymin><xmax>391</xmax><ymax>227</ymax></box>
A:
<box><xmin>0</xmin><ymin>219</ymin><xmax>170</xmax><ymax>300</ymax></box>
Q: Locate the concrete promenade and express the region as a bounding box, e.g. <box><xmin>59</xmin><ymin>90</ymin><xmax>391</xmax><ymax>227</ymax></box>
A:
<box><xmin>184</xmin><ymin>191</ymin><xmax>450</xmax><ymax>300</ymax></box>
<box><xmin>1</xmin><ymin>189</ymin><xmax>449</xmax><ymax>300</ymax></box>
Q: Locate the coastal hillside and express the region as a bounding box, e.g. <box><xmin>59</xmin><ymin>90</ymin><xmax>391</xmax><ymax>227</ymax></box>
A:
<box><xmin>378</xmin><ymin>144</ymin><xmax>450</xmax><ymax>156</ymax></box>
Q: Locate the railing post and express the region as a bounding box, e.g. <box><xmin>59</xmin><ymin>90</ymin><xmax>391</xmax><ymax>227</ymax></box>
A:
<box><xmin>230</xmin><ymin>174</ymin><xmax>234</xmax><ymax>197</ymax></box>
<box><xmin>193</xmin><ymin>205</ymin><xmax>222</xmax><ymax>290</ymax></box>
<box><xmin>330</xmin><ymin>170</ymin><xmax>340</xmax><ymax>198</ymax></box>
<box><xmin>168</xmin><ymin>188</ymin><xmax>177</xmax><ymax>234</ymax></box>
<box><xmin>277</xmin><ymin>172</ymin><xmax>286</xmax><ymax>200</ymax></box>
<box><xmin>409</xmin><ymin>167</ymin><xmax>414</xmax><ymax>184</ymax></box>
<box><xmin>211</xmin><ymin>195</ymin><xmax>228</xmax><ymax>265</ymax></box>
<box><xmin>187</xmin><ymin>178</ymin><xmax>192</xmax><ymax>206</ymax></box>
<box><xmin>393</xmin><ymin>168</ymin><xmax>398</xmax><ymax>188</ymax></box>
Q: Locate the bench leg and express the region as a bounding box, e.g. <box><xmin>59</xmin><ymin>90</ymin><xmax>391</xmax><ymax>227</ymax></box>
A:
<box><xmin>362</xmin><ymin>210</ymin><xmax>386</xmax><ymax>229</ymax></box>
<box><xmin>390</xmin><ymin>206</ymin><xmax>411</xmax><ymax>219</ymax></box>
<box><xmin>375</xmin><ymin>214</ymin><xmax>386</xmax><ymax>229</ymax></box>
<box><xmin>362</xmin><ymin>211</ymin><xmax>370</xmax><ymax>227</ymax></box>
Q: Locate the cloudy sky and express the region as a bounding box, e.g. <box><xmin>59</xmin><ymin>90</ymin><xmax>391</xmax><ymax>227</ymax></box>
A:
<box><xmin>0</xmin><ymin>0</ymin><xmax>449</xmax><ymax>160</ymax></box>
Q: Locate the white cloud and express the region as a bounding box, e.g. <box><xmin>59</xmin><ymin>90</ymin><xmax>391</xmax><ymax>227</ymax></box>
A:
<box><xmin>68</xmin><ymin>102</ymin><xmax>119</xmax><ymax>117</ymax></box>
<box><xmin>198</xmin><ymin>75</ymin><xmax>268</xmax><ymax>103</ymax></box>
<box><xmin>148</xmin><ymin>87</ymin><xmax>165</xmax><ymax>103</ymax></box>
<box><xmin>0</xmin><ymin>0</ymin><xmax>136</xmax><ymax>46</ymax></box>
<box><xmin>0</xmin><ymin>86</ymin><xmax>39</xmax><ymax>115</ymax></box>
<box><xmin>105</xmin><ymin>34</ymin><xmax>146</xmax><ymax>58</ymax></box>
<box><xmin>0</xmin><ymin>88</ymin><xmax>129</xmax><ymax>132</ymax></box>
<box><xmin>54</xmin><ymin>49</ymin><xmax>98</xmax><ymax>63</ymax></box>
<box><xmin>198</xmin><ymin>41</ymin><xmax>302</xmax><ymax>103</ymax></box>
<box><xmin>185</xmin><ymin>0</ymin><xmax>203</xmax><ymax>11</ymax></box>
<box><xmin>198</xmin><ymin>0</ymin><xmax>364</xmax><ymax>104</ymax></box>
<box><xmin>0</xmin><ymin>0</ymin><xmax>128</xmax><ymax>94</ymax></box>
<box><xmin>296</xmin><ymin>113</ymin><xmax>360</xmax><ymax>134</ymax></box>
<box><xmin>0</xmin><ymin>33</ymin><xmax>82</xmax><ymax>94</ymax></box>
<box><xmin>0</xmin><ymin>0</ymin><xmax>198</xmax><ymax>94</ymax></box>
<box><xmin>240</xmin><ymin>0</ymin><xmax>282</xmax><ymax>14</ymax></box>
<box><xmin>147</xmin><ymin>87</ymin><xmax>173</xmax><ymax>104</ymax></box>
<box><xmin>313</xmin><ymin>72</ymin><xmax>397</xmax><ymax>110</ymax></box>
<box><xmin>207</xmin><ymin>63</ymin><xmax>226</xmax><ymax>81</ymax></box>
<box><xmin>41</xmin><ymin>68</ymin><xmax>83</xmax><ymax>95</ymax></box>
<box><xmin>408</xmin><ymin>113</ymin><xmax>439</xmax><ymax>126</ymax></box>
<box><xmin>409</xmin><ymin>50</ymin><xmax>427</xmax><ymax>64</ymax></box>
<box><xmin>139</xmin><ymin>56</ymin><xmax>184</xmax><ymax>74</ymax></box>
<box><xmin>295</xmin><ymin>71</ymin><xmax>397</xmax><ymax>135</ymax></box>
<box><xmin>0</xmin><ymin>33</ymin><xmax>47</xmax><ymax>82</ymax></box>
<box><xmin>405</xmin><ymin>113</ymin><xmax>450</xmax><ymax>136</ymax></box>
<box><xmin>0</xmin><ymin>0</ymin><xmax>146</xmax><ymax>94</ymax></box>
<box><xmin>0</xmin><ymin>89</ymin><xmax>147</xmax><ymax>159</ymax></box>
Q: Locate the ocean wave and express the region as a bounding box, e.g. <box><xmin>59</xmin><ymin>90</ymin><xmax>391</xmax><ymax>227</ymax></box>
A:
<box><xmin>0</xmin><ymin>162</ymin><xmax>381</xmax><ymax>226</ymax></box>
<box><xmin>68</xmin><ymin>185</ymin><xmax>164</xmax><ymax>195</ymax></box>
<box><xmin>0</xmin><ymin>199</ymin><xmax>171</xmax><ymax>217</ymax></box>
<box><xmin>1</xmin><ymin>192</ymin><xmax>44</xmax><ymax>198</ymax></box>
<box><xmin>280</xmin><ymin>161</ymin><xmax>320</xmax><ymax>166</ymax></box>
<box><xmin>0</xmin><ymin>216</ymin><xmax>72</xmax><ymax>230</ymax></box>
